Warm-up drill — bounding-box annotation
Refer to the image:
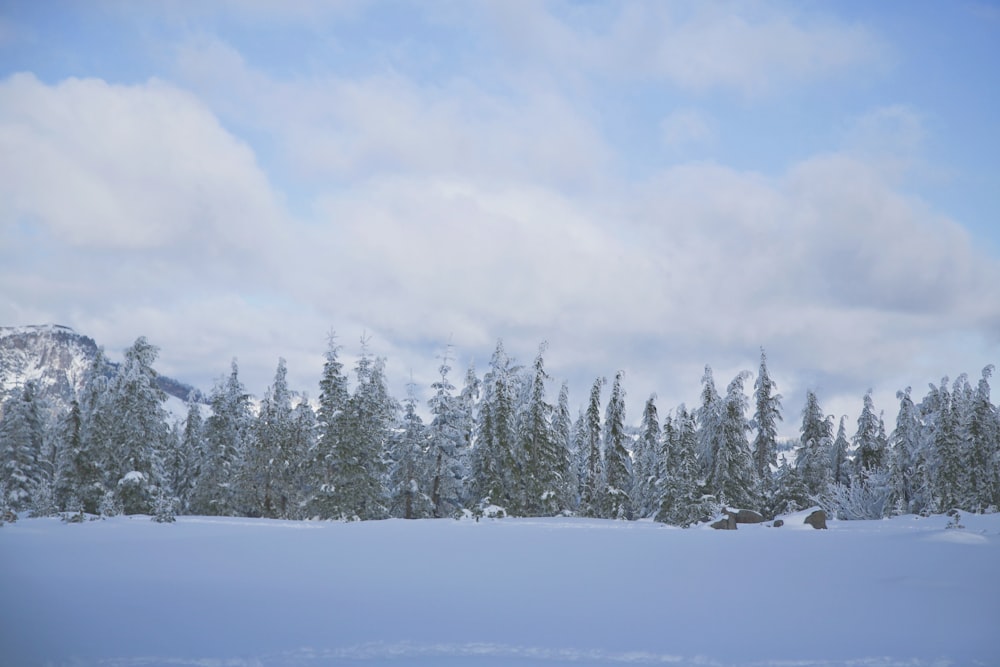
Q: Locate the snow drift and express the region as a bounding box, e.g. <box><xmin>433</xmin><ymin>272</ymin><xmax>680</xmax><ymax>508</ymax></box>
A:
<box><xmin>1</xmin><ymin>511</ymin><xmax>998</xmax><ymax>667</ymax></box>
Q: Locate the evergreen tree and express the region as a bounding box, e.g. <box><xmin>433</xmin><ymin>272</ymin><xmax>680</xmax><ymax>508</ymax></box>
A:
<box><xmin>632</xmin><ymin>394</ymin><xmax>661</xmax><ymax>518</ymax></box>
<box><xmin>569</xmin><ymin>408</ymin><xmax>588</xmax><ymax>511</ymax></box>
<box><xmin>165</xmin><ymin>396</ymin><xmax>202</xmax><ymax>514</ymax></box>
<box><xmin>551</xmin><ymin>381</ymin><xmax>576</xmax><ymax>513</ymax></box>
<box><xmin>796</xmin><ymin>390</ymin><xmax>833</xmax><ymax>498</ymax></box>
<box><xmin>456</xmin><ymin>361</ymin><xmax>481</xmax><ymax>505</ymax></box>
<box><xmin>916</xmin><ymin>378</ymin><xmax>949</xmax><ymax>514</ymax></box>
<box><xmin>471</xmin><ymin>340</ymin><xmax>518</xmax><ymax>512</ymax></box>
<box><xmin>830</xmin><ymin>416</ymin><xmax>851</xmax><ymax>487</ymax></box>
<box><xmin>389</xmin><ymin>382</ymin><xmax>433</xmax><ymax>519</ymax></box>
<box><xmin>242</xmin><ymin>359</ymin><xmax>295</xmax><ymax>518</ymax></box>
<box><xmin>458</xmin><ymin>362</ymin><xmax>481</xmax><ymax>450</ymax></box>
<box><xmin>0</xmin><ymin>381</ymin><xmax>45</xmax><ymax>511</ymax></box>
<box><xmin>53</xmin><ymin>400</ymin><xmax>83</xmax><ymax>511</ymax></box>
<box><xmin>853</xmin><ymin>390</ymin><xmax>885</xmax><ymax>475</ymax></box>
<box><xmin>329</xmin><ymin>339</ymin><xmax>396</xmax><ymax>520</ymax></box>
<box><xmin>105</xmin><ymin>337</ymin><xmax>168</xmax><ymax>515</ymax></box>
<box><xmin>887</xmin><ymin>388</ymin><xmax>920</xmax><ymax>515</ymax></box>
<box><xmin>579</xmin><ymin>377</ymin><xmax>605</xmax><ymax>517</ymax></box>
<box><xmin>769</xmin><ymin>455</ymin><xmax>811</xmax><ymax>517</ymax></box>
<box><xmin>841</xmin><ymin>392</ymin><xmax>892</xmax><ymax>518</ymax></box>
<box><xmin>968</xmin><ymin>366</ymin><xmax>997</xmax><ymax>510</ymax></box>
<box><xmin>190</xmin><ymin>360</ymin><xmax>252</xmax><ymax>516</ymax></box>
<box><xmin>427</xmin><ymin>348</ymin><xmax>466</xmax><ymax>517</ymax></box>
<box><xmin>695</xmin><ymin>366</ymin><xmax>723</xmax><ymax>477</ymax></box>
<box><xmin>656</xmin><ymin>405</ymin><xmax>708</xmax><ymax>526</ymax></box>
<box><xmin>310</xmin><ymin>333</ymin><xmax>351</xmax><ymax>518</ymax></box>
<box><xmin>709</xmin><ymin>372</ymin><xmax>757</xmax><ymax>510</ymax></box>
<box><xmin>54</xmin><ymin>347</ymin><xmax>113</xmax><ymax>514</ymax></box>
<box><xmin>603</xmin><ymin>371</ymin><xmax>632</xmax><ymax>519</ymax></box>
<box><xmin>752</xmin><ymin>348</ymin><xmax>782</xmax><ymax>495</ymax></box>
<box><xmin>933</xmin><ymin>376</ymin><xmax>969</xmax><ymax>511</ymax></box>
<box><xmin>285</xmin><ymin>397</ymin><xmax>317</xmax><ymax>518</ymax></box>
<box><xmin>518</xmin><ymin>344</ymin><xmax>567</xmax><ymax>516</ymax></box>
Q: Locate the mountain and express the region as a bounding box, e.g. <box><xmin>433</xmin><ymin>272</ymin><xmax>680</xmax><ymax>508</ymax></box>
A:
<box><xmin>0</xmin><ymin>324</ymin><xmax>202</xmax><ymax>413</ymax></box>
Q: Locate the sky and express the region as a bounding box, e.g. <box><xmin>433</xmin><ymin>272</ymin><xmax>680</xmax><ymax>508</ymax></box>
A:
<box><xmin>1</xmin><ymin>0</ymin><xmax>999</xmax><ymax>437</ymax></box>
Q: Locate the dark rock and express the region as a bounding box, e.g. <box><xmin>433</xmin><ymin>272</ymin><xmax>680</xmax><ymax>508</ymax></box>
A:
<box><xmin>735</xmin><ymin>509</ymin><xmax>765</xmax><ymax>524</ymax></box>
<box><xmin>711</xmin><ymin>513</ymin><xmax>738</xmax><ymax>530</ymax></box>
<box><xmin>804</xmin><ymin>509</ymin><xmax>827</xmax><ymax>529</ymax></box>
<box><xmin>772</xmin><ymin>519</ymin><xmax>784</xmax><ymax>527</ymax></box>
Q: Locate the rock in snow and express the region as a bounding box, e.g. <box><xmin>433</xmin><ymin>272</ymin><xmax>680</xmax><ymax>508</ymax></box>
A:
<box><xmin>805</xmin><ymin>509</ymin><xmax>828</xmax><ymax>529</ymax></box>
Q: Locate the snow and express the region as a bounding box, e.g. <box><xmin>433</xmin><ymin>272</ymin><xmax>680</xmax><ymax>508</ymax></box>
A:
<box><xmin>119</xmin><ymin>470</ymin><xmax>147</xmax><ymax>484</ymax></box>
<box><xmin>1</xmin><ymin>512</ymin><xmax>998</xmax><ymax>667</ymax></box>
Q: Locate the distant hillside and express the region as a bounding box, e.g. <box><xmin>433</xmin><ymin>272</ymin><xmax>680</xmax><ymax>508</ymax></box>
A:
<box><xmin>0</xmin><ymin>324</ymin><xmax>203</xmax><ymax>413</ymax></box>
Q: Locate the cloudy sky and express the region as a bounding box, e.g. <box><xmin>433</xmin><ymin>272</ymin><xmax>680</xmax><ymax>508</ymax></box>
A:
<box><xmin>2</xmin><ymin>1</ymin><xmax>999</xmax><ymax>436</ymax></box>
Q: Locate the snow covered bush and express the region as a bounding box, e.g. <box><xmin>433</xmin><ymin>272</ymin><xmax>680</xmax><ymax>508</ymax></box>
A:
<box><xmin>99</xmin><ymin>490</ymin><xmax>122</xmax><ymax>518</ymax></box>
<box><xmin>822</xmin><ymin>470</ymin><xmax>891</xmax><ymax>520</ymax></box>
<box><xmin>152</xmin><ymin>492</ymin><xmax>177</xmax><ymax>523</ymax></box>
<box><xmin>117</xmin><ymin>471</ymin><xmax>153</xmax><ymax>515</ymax></box>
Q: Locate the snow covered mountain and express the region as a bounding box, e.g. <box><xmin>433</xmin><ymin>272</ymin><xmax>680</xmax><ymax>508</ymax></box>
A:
<box><xmin>0</xmin><ymin>324</ymin><xmax>201</xmax><ymax>412</ymax></box>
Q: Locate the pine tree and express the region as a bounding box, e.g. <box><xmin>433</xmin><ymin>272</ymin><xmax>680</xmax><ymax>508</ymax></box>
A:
<box><xmin>917</xmin><ymin>378</ymin><xmax>951</xmax><ymax>514</ymax></box>
<box><xmin>603</xmin><ymin>371</ymin><xmax>632</xmax><ymax>519</ymax></box>
<box><xmin>830</xmin><ymin>416</ymin><xmax>851</xmax><ymax>488</ymax></box>
<box><xmin>656</xmin><ymin>405</ymin><xmax>707</xmax><ymax>526</ymax></box>
<box><xmin>695</xmin><ymin>366</ymin><xmax>723</xmax><ymax>477</ymax></box>
<box><xmin>190</xmin><ymin>359</ymin><xmax>252</xmax><ymax>516</ymax></box>
<box><xmin>569</xmin><ymin>408</ymin><xmax>588</xmax><ymax>511</ymax></box>
<box><xmin>389</xmin><ymin>382</ymin><xmax>433</xmax><ymax>519</ymax></box>
<box><xmin>64</xmin><ymin>348</ymin><xmax>114</xmax><ymax>513</ymax></box>
<box><xmin>935</xmin><ymin>375</ymin><xmax>971</xmax><ymax>511</ymax></box>
<box><xmin>709</xmin><ymin>372</ymin><xmax>757</xmax><ymax>510</ymax></box>
<box><xmin>796</xmin><ymin>390</ymin><xmax>833</xmax><ymax>498</ymax></box>
<box><xmin>329</xmin><ymin>339</ymin><xmax>395</xmax><ymax>520</ymax></box>
<box><xmin>752</xmin><ymin>348</ymin><xmax>782</xmax><ymax>496</ymax></box>
<box><xmin>887</xmin><ymin>388</ymin><xmax>920</xmax><ymax>515</ymax></box>
<box><xmin>427</xmin><ymin>348</ymin><xmax>466</xmax><ymax>517</ymax></box>
<box><xmin>285</xmin><ymin>397</ymin><xmax>317</xmax><ymax>518</ymax></box>
<box><xmin>309</xmin><ymin>333</ymin><xmax>351</xmax><ymax>518</ymax></box>
<box><xmin>579</xmin><ymin>377</ymin><xmax>604</xmax><ymax>517</ymax></box>
<box><xmin>105</xmin><ymin>337</ymin><xmax>169</xmax><ymax>515</ymax></box>
<box><xmin>456</xmin><ymin>361</ymin><xmax>480</xmax><ymax>506</ymax></box>
<box><xmin>471</xmin><ymin>340</ymin><xmax>518</xmax><ymax>513</ymax></box>
<box><xmin>968</xmin><ymin>366</ymin><xmax>997</xmax><ymax>510</ymax></box>
<box><xmin>165</xmin><ymin>396</ymin><xmax>202</xmax><ymax>514</ymax></box>
<box><xmin>518</xmin><ymin>344</ymin><xmax>565</xmax><ymax>516</ymax></box>
<box><xmin>241</xmin><ymin>359</ymin><xmax>295</xmax><ymax>518</ymax></box>
<box><xmin>769</xmin><ymin>455</ymin><xmax>811</xmax><ymax>517</ymax></box>
<box><xmin>853</xmin><ymin>390</ymin><xmax>885</xmax><ymax>475</ymax></box>
<box><xmin>0</xmin><ymin>381</ymin><xmax>45</xmax><ymax>511</ymax></box>
<box><xmin>632</xmin><ymin>394</ymin><xmax>661</xmax><ymax>518</ymax></box>
<box><xmin>551</xmin><ymin>381</ymin><xmax>576</xmax><ymax>513</ymax></box>
<box><xmin>840</xmin><ymin>392</ymin><xmax>892</xmax><ymax>518</ymax></box>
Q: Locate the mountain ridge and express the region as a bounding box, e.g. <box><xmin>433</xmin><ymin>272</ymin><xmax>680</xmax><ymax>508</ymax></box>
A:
<box><xmin>0</xmin><ymin>324</ymin><xmax>203</xmax><ymax>412</ymax></box>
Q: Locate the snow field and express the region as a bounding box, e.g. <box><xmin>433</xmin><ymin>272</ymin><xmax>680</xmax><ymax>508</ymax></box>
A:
<box><xmin>1</xmin><ymin>512</ymin><xmax>998</xmax><ymax>667</ymax></box>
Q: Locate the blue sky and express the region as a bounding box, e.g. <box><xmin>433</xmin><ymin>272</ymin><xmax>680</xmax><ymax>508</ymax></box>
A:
<box><xmin>2</xmin><ymin>1</ymin><xmax>999</xmax><ymax>435</ymax></box>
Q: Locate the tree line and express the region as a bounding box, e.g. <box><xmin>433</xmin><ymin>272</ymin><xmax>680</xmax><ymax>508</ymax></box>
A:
<box><xmin>1</xmin><ymin>335</ymin><xmax>998</xmax><ymax>523</ymax></box>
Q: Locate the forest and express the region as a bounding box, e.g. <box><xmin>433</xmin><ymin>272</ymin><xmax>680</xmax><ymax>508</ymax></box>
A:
<box><xmin>1</xmin><ymin>334</ymin><xmax>998</xmax><ymax>525</ymax></box>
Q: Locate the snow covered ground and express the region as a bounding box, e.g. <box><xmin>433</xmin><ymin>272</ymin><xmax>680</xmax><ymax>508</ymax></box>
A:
<box><xmin>2</xmin><ymin>510</ymin><xmax>998</xmax><ymax>667</ymax></box>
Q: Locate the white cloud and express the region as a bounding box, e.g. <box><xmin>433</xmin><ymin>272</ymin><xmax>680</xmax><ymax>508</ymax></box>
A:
<box><xmin>659</xmin><ymin>109</ymin><xmax>714</xmax><ymax>147</ymax></box>
<box><xmin>172</xmin><ymin>38</ymin><xmax>611</xmax><ymax>189</ymax></box>
<box><xmin>630</xmin><ymin>4</ymin><xmax>884</xmax><ymax>94</ymax></box>
<box><xmin>483</xmin><ymin>1</ymin><xmax>886</xmax><ymax>95</ymax></box>
<box><xmin>0</xmin><ymin>73</ymin><xmax>285</xmax><ymax>253</ymax></box>
<box><xmin>3</xmin><ymin>70</ymin><xmax>995</xmax><ymax>432</ymax></box>
<box><xmin>844</xmin><ymin>105</ymin><xmax>926</xmax><ymax>158</ymax></box>
<box><xmin>1</xmin><ymin>4</ymin><xmax>996</xmax><ymax>439</ymax></box>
